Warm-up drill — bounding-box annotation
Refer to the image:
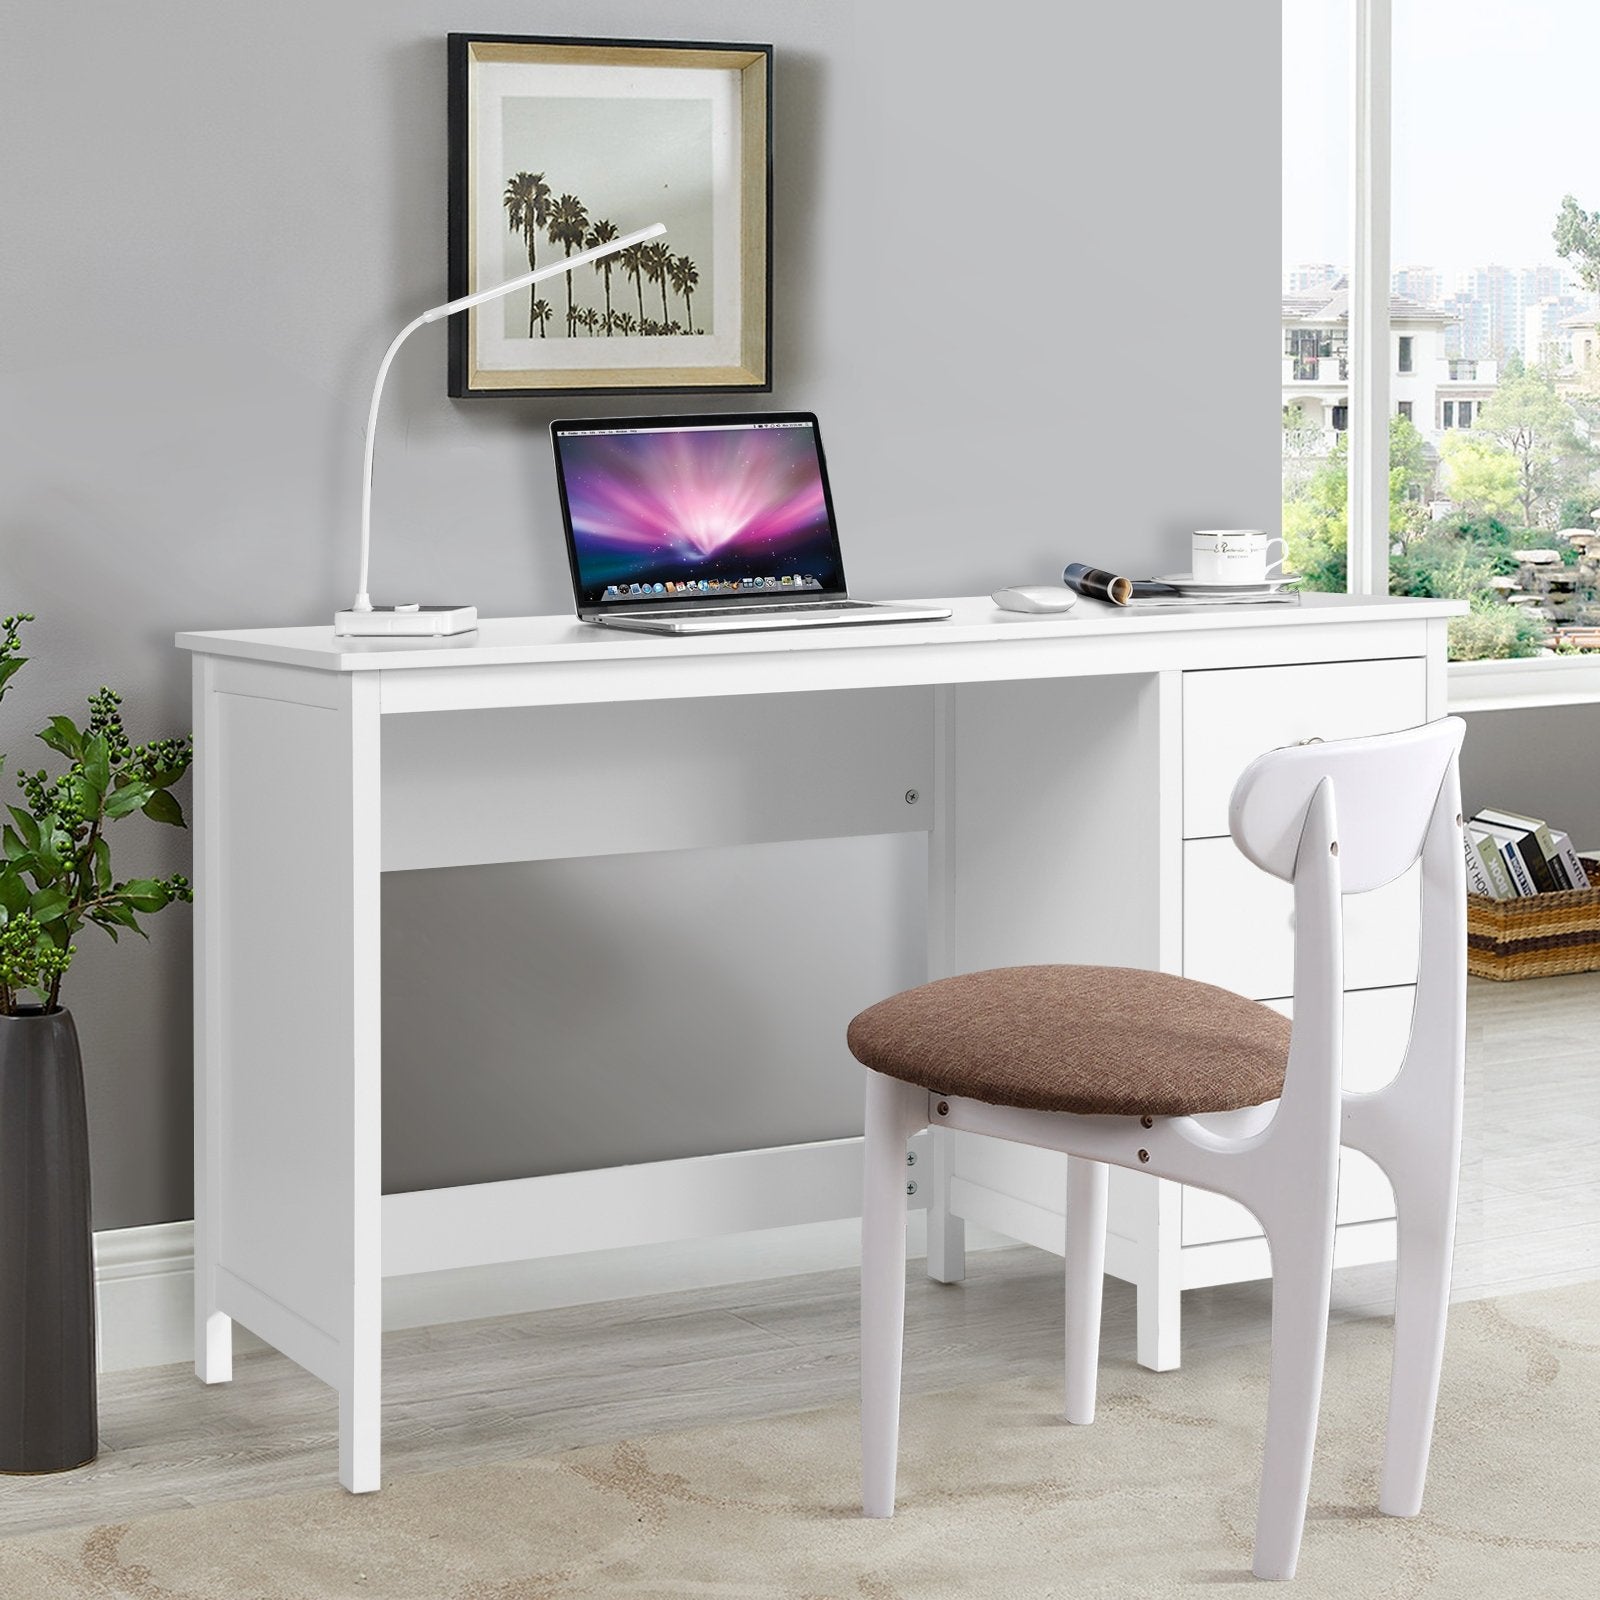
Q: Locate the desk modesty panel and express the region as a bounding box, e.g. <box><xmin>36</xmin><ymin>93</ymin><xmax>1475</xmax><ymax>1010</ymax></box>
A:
<box><xmin>178</xmin><ymin>593</ymin><xmax>1463</xmax><ymax>1490</ymax></box>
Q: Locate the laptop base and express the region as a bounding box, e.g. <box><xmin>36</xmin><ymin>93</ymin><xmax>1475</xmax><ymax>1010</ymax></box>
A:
<box><xmin>589</xmin><ymin>602</ymin><xmax>952</xmax><ymax>636</ymax></box>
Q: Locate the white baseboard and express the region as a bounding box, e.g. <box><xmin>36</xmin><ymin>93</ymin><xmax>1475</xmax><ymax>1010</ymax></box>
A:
<box><xmin>94</xmin><ymin>1214</ymin><xmax>1011</xmax><ymax>1374</ymax></box>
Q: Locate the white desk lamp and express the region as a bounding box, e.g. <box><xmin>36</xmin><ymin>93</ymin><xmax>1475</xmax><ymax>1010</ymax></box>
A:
<box><xmin>336</xmin><ymin>220</ymin><xmax>668</xmax><ymax>636</ymax></box>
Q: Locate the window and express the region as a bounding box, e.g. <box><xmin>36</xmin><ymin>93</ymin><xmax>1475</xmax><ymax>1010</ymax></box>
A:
<box><xmin>1285</xmin><ymin>0</ymin><xmax>1600</xmax><ymax>662</ymax></box>
<box><xmin>1391</xmin><ymin>0</ymin><xmax>1600</xmax><ymax>661</ymax></box>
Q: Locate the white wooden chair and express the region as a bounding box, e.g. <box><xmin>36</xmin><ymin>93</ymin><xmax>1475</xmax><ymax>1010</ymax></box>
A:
<box><xmin>849</xmin><ymin>718</ymin><xmax>1467</xmax><ymax>1581</ymax></box>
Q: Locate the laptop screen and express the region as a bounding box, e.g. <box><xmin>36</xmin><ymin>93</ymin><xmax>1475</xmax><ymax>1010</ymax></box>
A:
<box><xmin>553</xmin><ymin>413</ymin><xmax>847</xmax><ymax>611</ymax></box>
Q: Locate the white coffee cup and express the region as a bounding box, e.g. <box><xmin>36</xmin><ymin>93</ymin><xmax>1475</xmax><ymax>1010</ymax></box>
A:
<box><xmin>1192</xmin><ymin>530</ymin><xmax>1285</xmax><ymax>585</ymax></box>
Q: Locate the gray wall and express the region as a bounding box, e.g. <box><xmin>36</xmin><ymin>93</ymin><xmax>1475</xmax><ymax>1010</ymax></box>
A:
<box><xmin>2</xmin><ymin>1</ymin><xmax>1286</xmax><ymax>1228</ymax></box>
<box><xmin>1460</xmin><ymin>705</ymin><xmax>1600</xmax><ymax>845</ymax></box>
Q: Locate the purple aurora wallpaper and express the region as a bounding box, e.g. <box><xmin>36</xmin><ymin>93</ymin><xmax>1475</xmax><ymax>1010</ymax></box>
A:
<box><xmin>561</xmin><ymin>423</ymin><xmax>844</xmax><ymax>601</ymax></box>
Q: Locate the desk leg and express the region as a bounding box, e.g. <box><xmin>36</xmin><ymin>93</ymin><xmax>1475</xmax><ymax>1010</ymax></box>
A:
<box><xmin>192</xmin><ymin>657</ymin><xmax>233</xmax><ymax>1384</ymax></box>
<box><xmin>923</xmin><ymin>688</ymin><xmax>966</xmax><ymax>1285</ymax></box>
<box><xmin>193</xmin><ymin>663</ymin><xmax>384</xmax><ymax>1492</ymax></box>
<box><xmin>924</xmin><ymin>1128</ymin><xmax>966</xmax><ymax>1283</ymax></box>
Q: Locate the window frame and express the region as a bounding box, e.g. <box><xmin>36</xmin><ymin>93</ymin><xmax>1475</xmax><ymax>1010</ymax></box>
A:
<box><xmin>1346</xmin><ymin>0</ymin><xmax>1391</xmax><ymax>599</ymax></box>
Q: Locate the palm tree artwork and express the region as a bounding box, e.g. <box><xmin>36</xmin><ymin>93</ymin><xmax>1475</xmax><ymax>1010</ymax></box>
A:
<box><xmin>643</xmin><ymin>240</ymin><xmax>674</xmax><ymax>331</ymax></box>
<box><xmin>497</xmin><ymin>167</ymin><xmax>709</xmax><ymax>341</ymax></box>
<box><xmin>618</xmin><ymin>243</ymin><xmax>647</xmax><ymax>328</ymax></box>
<box><xmin>667</xmin><ymin>253</ymin><xmax>700</xmax><ymax>334</ymax></box>
<box><xmin>586</xmin><ymin>219</ymin><xmax>620</xmax><ymax>334</ymax></box>
<box><xmin>502</xmin><ymin>171</ymin><xmax>552</xmax><ymax>337</ymax></box>
<box><xmin>545</xmin><ymin>192</ymin><xmax>590</xmax><ymax>335</ymax></box>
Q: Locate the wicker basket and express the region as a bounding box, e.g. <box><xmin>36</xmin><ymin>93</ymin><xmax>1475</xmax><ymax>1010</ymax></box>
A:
<box><xmin>1467</xmin><ymin>858</ymin><xmax>1600</xmax><ymax>980</ymax></box>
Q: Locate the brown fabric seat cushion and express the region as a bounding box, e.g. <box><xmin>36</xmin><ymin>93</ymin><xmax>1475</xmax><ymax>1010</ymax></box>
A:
<box><xmin>847</xmin><ymin>965</ymin><xmax>1291</xmax><ymax>1118</ymax></box>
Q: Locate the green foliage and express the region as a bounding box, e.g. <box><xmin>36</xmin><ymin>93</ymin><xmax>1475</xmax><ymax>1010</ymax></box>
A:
<box><xmin>1474</xmin><ymin>364</ymin><xmax>1592</xmax><ymax>529</ymax></box>
<box><xmin>1389</xmin><ymin>527</ymin><xmax>1502</xmax><ymax>601</ymax></box>
<box><xmin>1283</xmin><ymin>433</ymin><xmax>1349</xmax><ymax>592</ymax></box>
<box><xmin>1282</xmin><ymin>415</ymin><xmax>1439</xmax><ymax>590</ymax></box>
<box><xmin>1554</xmin><ymin>194</ymin><xmax>1600</xmax><ymax>296</ymax></box>
<box><xmin>0</xmin><ymin>618</ymin><xmax>193</xmax><ymax>1014</ymax></box>
<box><xmin>1387</xmin><ymin>526</ymin><xmax>1547</xmax><ymax>661</ymax></box>
<box><xmin>0</xmin><ymin>614</ymin><xmax>28</xmax><ymax>709</ymax></box>
<box><xmin>1447</xmin><ymin>600</ymin><xmax>1550</xmax><ymax>661</ymax></box>
<box><xmin>1388</xmin><ymin>415</ymin><xmax>1435</xmax><ymax>550</ymax></box>
<box><xmin>1438</xmin><ymin>431</ymin><xmax>1521</xmax><ymax>524</ymax></box>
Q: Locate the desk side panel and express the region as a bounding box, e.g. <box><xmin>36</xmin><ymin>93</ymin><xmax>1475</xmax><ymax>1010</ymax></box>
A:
<box><xmin>939</xmin><ymin>672</ymin><xmax>1172</xmax><ymax>974</ymax></box>
<box><xmin>205</xmin><ymin>673</ymin><xmax>381</xmax><ymax>1388</ymax></box>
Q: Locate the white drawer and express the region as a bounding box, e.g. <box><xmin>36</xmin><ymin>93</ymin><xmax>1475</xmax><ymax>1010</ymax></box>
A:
<box><xmin>1183</xmin><ymin>659</ymin><xmax>1429</xmax><ymax>838</ymax></box>
<box><xmin>1180</xmin><ymin>987</ymin><xmax>1410</xmax><ymax>1245</ymax></box>
<box><xmin>1183</xmin><ymin>838</ymin><xmax>1420</xmax><ymax>999</ymax></box>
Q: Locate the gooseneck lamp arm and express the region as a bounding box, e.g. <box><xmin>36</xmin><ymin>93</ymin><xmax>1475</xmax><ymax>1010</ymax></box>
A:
<box><xmin>346</xmin><ymin>220</ymin><xmax>667</xmax><ymax>625</ymax></box>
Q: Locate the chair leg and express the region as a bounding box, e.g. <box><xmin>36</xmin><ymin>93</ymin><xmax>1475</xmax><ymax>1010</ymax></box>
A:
<box><xmin>1378</xmin><ymin>1162</ymin><xmax>1458</xmax><ymax>1518</ymax></box>
<box><xmin>1063</xmin><ymin>1155</ymin><xmax>1108</xmax><ymax>1424</ymax></box>
<box><xmin>862</xmin><ymin>1071</ymin><xmax>919</xmax><ymax>1518</ymax></box>
<box><xmin>1251</xmin><ymin>1222</ymin><xmax>1336</xmax><ymax>1581</ymax></box>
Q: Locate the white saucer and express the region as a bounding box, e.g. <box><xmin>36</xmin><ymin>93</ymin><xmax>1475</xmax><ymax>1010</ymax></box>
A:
<box><xmin>1156</xmin><ymin>574</ymin><xmax>1296</xmax><ymax>594</ymax></box>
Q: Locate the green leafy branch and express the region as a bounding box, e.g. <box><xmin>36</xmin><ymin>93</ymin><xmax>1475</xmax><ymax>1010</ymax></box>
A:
<box><xmin>0</xmin><ymin>617</ymin><xmax>192</xmax><ymax>1014</ymax></box>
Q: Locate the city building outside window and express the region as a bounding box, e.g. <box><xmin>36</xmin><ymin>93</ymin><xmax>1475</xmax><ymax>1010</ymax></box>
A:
<box><xmin>1398</xmin><ymin>335</ymin><xmax>1414</xmax><ymax>372</ymax></box>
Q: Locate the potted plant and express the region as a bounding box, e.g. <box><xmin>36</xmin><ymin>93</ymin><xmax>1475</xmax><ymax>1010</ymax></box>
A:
<box><xmin>0</xmin><ymin>614</ymin><xmax>192</xmax><ymax>1473</ymax></box>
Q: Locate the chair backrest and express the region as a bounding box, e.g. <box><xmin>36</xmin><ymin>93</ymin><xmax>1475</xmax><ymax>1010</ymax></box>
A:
<box><xmin>1228</xmin><ymin>719</ymin><xmax>1466</xmax><ymax>895</ymax></box>
<box><xmin>1227</xmin><ymin>717</ymin><xmax>1467</xmax><ymax>1125</ymax></box>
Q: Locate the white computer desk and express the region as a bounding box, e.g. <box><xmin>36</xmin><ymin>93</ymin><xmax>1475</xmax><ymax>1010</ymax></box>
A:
<box><xmin>178</xmin><ymin>592</ymin><xmax>1462</xmax><ymax>1491</ymax></box>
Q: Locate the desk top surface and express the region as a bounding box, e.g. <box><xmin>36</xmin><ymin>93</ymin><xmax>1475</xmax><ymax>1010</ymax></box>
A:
<box><xmin>177</xmin><ymin>593</ymin><xmax>1464</xmax><ymax>673</ymax></box>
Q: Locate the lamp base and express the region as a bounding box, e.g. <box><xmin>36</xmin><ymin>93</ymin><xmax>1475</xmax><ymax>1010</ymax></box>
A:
<box><xmin>334</xmin><ymin>604</ymin><xmax>478</xmax><ymax>637</ymax></box>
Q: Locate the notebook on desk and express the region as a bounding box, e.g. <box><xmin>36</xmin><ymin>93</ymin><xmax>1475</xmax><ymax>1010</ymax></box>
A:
<box><xmin>551</xmin><ymin>412</ymin><xmax>950</xmax><ymax>635</ymax></box>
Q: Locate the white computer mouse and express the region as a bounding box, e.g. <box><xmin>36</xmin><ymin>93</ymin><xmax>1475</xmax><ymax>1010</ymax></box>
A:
<box><xmin>991</xmin><ymin>585</ymin><xmax>1078</xmax><ymax>614</ymax></box>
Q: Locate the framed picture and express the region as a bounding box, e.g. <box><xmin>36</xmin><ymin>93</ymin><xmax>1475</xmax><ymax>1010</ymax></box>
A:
<box><xmin>447</xmin><ymin>34</ymin><xmax>772</xmax><ymax>398</ymax></box>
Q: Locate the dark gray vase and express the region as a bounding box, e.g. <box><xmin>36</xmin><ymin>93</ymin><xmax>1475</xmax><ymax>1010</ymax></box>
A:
<box><xmin>0</xmin><ymin>1006</ymin><xmax>97</xmax><ymax>1472</ymax></box>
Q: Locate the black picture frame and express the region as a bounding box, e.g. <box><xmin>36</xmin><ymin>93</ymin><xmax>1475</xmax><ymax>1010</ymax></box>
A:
<box><xmin>447</xmin><ymin>33</ymin><xmax>773</xmax><ymax>398</ymax></box>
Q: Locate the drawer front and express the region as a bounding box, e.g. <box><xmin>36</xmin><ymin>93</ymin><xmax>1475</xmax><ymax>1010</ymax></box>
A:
<box><xmin>1181</xmin><ymin>987</ymin><xmax>1410</xmax><ymax>1245</ymax></box>
<box><xmin>1183</xmin><ymin>658</ymin><xmax>1429</xmax><ymax>839</ymax></box>
<box><xmin>1183</xmin><ymin>838</ymin><xmax>1420</xmax><ymax>999</ymax></box>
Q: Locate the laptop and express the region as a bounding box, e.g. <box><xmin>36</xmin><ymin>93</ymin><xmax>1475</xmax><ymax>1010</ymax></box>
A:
<box><xmin>551</xmin><ymin>412</ymin><xmax>951</xmax><ymax>634</ymax></box>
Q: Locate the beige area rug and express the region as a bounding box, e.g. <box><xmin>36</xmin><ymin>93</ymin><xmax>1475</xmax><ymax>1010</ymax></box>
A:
<box><xmin>1</xmin><ymin>1281</ymin><xmax>1596</xmax><ymax>1599</ymax></box>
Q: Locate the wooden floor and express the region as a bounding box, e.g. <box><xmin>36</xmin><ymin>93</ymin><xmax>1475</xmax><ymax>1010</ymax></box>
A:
<box><xmin>2</xmin><ymin>973</ymin><xmax>1595</xmax><ymax>1538</ymax></box>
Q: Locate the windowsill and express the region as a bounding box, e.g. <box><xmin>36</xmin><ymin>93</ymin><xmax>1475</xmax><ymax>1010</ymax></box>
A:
<box><xmin>1448</xmin><ymin>654</ymin><xmax>1600</xmax><ymax>713</ymax></box>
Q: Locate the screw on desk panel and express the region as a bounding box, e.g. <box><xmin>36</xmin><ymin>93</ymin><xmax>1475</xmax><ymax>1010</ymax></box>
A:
<box><xmin>906</xmin><ymin>1181</ymin><xmax>918</xmax><ymax>1197</ymax></box>
<box><xmin>1137</xmin><ymin>1149</ymin><xmax>1150</xmax><ymax>1163</ymax></box>
<box><xmin>1140</xmin><ymin>1115</ymin><xmax>1153</xmax><ymax>1129</ymax></box>
<box><xmin>905</xmin><ymin>789</ymin><xmax>919</xmax><ymax>805</ymax></box>
<box><xmin>906</xmin><ymin>1150</ymin><xmax>918</xmax><ymax>1166</ymax></box>
<box><xmin>936</xmin><ymin>1101</ymin><xmax>950</xmax><ymax>1116</ymax></box>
